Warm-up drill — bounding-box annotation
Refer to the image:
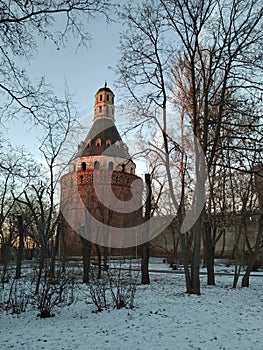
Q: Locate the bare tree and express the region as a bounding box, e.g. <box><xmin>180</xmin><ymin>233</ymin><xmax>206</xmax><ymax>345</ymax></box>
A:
<box><xmin>242</xmin><ymin>166</ymin><xmax>263</xmax><ymax>287</ymax></box>
<box><xmin>13</xmin><ymin>94</ymin><xmax>78</xmax><ymax>293</ymax></box>
<box><xmin>117</xmin><ymin>0</ymin><xmax>262</xmax><ymax>294</ymax></box>
<box><xmin>0</xmin><ymin>0</ymin><xmax>111</xmax><ymax>124</ymax></box>
<box><xmin>0</xmin><ymin>138</ymin><xmax>36</xmax><ymax>281</ymax></box>
<box><xmin>117</xmin><ymin>1</ymin><xmax>206</xmax><ymax>294</ymax></box>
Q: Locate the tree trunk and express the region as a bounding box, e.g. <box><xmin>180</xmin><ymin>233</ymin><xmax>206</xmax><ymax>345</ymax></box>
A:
<box><xmin>59</xmin><ymin>221</ymin><xmax>67</xmax><ymax>273</ymax></box>
<box><xmin>141</xmin><ymin>242</ymin><xmax>150</xmax><ymax>284</ymax></box>
<box><xmin>141</xmin><ymin>174</ymin><xmax>151</xmax><ymax>284</ymax></box>
<box><xmin>191</xmin><ymin>216</ymin><xmax>202</xmax><ymax>295</ymax></box>
<box><xmin>49</xmin><ymin>227</ymin><xmax>60</xmax><ymax>280</ymax></box>
<box><xmin>103</xmin><ymin>246</ymin><xmax>109</xmax><ymax>270</ymax></box>
<box><xmin>178</xmin><ymin>210</ymin><xmax>192</xmax><ymax>294</ymax></box>
<box><xmin>1</xmin><ymin>244</ymin><xmax>9</xmax><ymax>283</ymax></box>
<box><xmin>35</xmin><ymin>246</ymin><xmax>45</xmax><ymax>294</ymax></box>
<box><xmin>205</xmin><ymin>221</ymin><xmax>215</xmax><ymax>285</ymax></box>
<box><xmin>242</xmin><ymin>213</ymin><xmax>263</xmax><ymax>287</ymax></box>
<box><xmin>233</xmin><ymin>264</ymin><xmax>241</xmax><ymax>288</ymax></box>
<box><xmin>82</xmin><ymin>238</ymin><xmax>91</xmax><ymax>283</ymax></box>
<box><xmin>96</xmin><ymin>244</ymin><xmax>102</xmax><ymax>279</ymax></box>
<box><xmin>15</xmin><ymin>215</ymin><xmax>24</xmax><ymax>279</ymax></box>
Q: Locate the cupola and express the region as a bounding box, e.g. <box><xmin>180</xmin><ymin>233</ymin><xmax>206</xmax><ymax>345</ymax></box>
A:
<box><xmin>94</xmin><ymin>81</ymin><xmax>115</xmax><ymax>122</ymax></box>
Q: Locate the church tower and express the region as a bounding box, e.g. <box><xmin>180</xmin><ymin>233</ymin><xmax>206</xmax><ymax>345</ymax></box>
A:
<box><xmin>68</xmin><ymin>83</ymin><xmax>136</xmax><ymax>175</ymax></box>
<box><xmin>60</xmin><ymin>84</ymin><xmax>143</xmax><ymax>257</ymax></box>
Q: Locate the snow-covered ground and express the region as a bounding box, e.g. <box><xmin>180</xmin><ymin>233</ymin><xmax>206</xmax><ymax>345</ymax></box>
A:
<box><xmin>0</xmin><ymin>259</ymin><xmax>262</xmax><ymax>350</ymax></box>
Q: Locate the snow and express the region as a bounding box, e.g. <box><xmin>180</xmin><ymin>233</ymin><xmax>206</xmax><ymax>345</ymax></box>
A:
<box><xmin>0</xmin><ymin>259</ymin><xmax>262</xmax><ymax>350</ymax></box>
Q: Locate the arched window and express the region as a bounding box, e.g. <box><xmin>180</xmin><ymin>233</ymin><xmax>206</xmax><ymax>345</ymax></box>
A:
<box><xmin>130</xmin><ymin>167</ymin><xmax>133</xmax><ymax>174</ymax></box>
<box><xmin>99</xmin><ymin>94</ymin><xmax>102</xmax><ymax>101</ymax></box>
<box><xmin>81</xmin><ymin>162</ymin><xmax>86</xmax><ymax>171</ymax></box>
<box><xmin>99</xmin><ymin>106</ymin><xmax>102</xmax><ymax>113</ymax></box>
<box><xmin>108</xmin><ymin>161</ymin><xmax>114</xmax><ymax>170</ymax></box>
<box><xmin>106</xmin><ymin>94</ymin><xmax>109</xmax><ymax>101</ymax></box>
<box><xmin>96</xmin><ymin>138</ymin><xmax>101</xmax><ymax>147</ymax></box>
<box><xmin>94</xmin><ymin>161</ymin><xmax>100</xmax><ymax>170</ymax></box>
<box><xmin>106</xmin><ymin>139</ymin><xmax>111</xmax><ymax>147</ymax></box>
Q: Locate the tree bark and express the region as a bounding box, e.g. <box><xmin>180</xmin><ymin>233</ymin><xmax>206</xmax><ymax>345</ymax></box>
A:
<box><xmin>141</xmin><ymin>174</ymin><xmax>151</xmax><ymax>284</ymax></box>
<box><xmin>35</xmin><ymin>245</ymin><xmax>45</xmax><ymax>294</ymax></box>
<box><xmin>1</xmin><ymin>244</ymin><xmax>9</xmax><ymax>283</ymax></box>
<box><xmin>233</xmin><ymin>264</ymin><xmax>241</xmax><ymax>288</ymax></box>
<box><xmin>103</xmin><ymin>246</ymin><xmax>109</xmax><ymax>270</ymax></box>
<box><xmin>15</xmin><ymin>215</ymin><xmax>24</xmax><ymax>279</ymax></box>
<box><xmin>242</xmin><ymin>213</ymin><xmax>263</xmax><ymax>287</ymax></box>
<box><xmin>141</xmin><ymin>242</ymin><xmax>150</xmax><ymax>284</ymax></box>
<box><xmin>205</xmin><ymin>220</ymin><xmax>215</xmax><ymax>285</ymax></box>
<box><xmin>96</xmin><ymin>244</ymin><xmax>102</xmax><ymax>279</ymax></box>
<box><xmin>178</xmin><ymin>210</ymin><xmax>192</xmax><ymax>294</ymax></box>
<box><xmin>191</xmin><ymin>215</ymin><xmax>202</xmax><ymax>295</ymax></box>
<box><xmin>82</xmin><ymin>238</ymin><xmax>92</xmax><ymax>283</ymax></box>
<box><xmin>49</xmin><ymin>226</ymin><xmax>60</xmax><ymax>280</ymax></box>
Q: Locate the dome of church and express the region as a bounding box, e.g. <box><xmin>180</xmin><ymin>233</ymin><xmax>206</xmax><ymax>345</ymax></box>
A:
<box><xmin>97</xmin><ymin>86</ymin><xmax>113</xmax><ymax>94</ymax></box>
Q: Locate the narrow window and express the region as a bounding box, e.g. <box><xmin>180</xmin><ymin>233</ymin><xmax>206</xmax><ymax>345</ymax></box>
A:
<box><xmin>99</xmin><ymin>106</ymin><xmax>102</xmax><ymax>113</ymax></box>
<box><xmin>96</xmin><ymin>138</ymin><xmax>101</xmax><ymax>147</ymax></box>
<box><xmin>106</xmin><ymin>139</ymin><xmax>111</xmax><ymax>147</ymax></box>
<box><xmin>106</xmin><ymin>94</ymin><xmax>109</xmax><ymax>101</ymax></box>
<box><xmin>80</xmin><ymin>175</ymin><xmax>83</xmax><ymax>183</ymax></box>
<box><xmin>81</xmin><ymin>162</ymin><xmax>86</xmax><ymax>171</ymax></box>
<box><xmin>99</xmin><ymin>94</ymin><xmax>102</xmax><ymax>101</ymax></box>
<box><xmin>108</xmin><ymin>161</ymin><xmax>114</xmax><ymax>170</ymax></box>
<box><xmin>94</xmin><ymin>161</ymin><xmax>100</xmax><ymax>170</ymax></box>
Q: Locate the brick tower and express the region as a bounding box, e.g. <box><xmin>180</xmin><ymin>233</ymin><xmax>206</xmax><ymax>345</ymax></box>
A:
<box><xmin>60</xmin><ymin>84</ymin><xmax>143</xmax><ymax>257</ymax></box>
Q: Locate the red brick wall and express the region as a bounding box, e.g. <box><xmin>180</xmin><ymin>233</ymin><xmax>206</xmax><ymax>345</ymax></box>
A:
<box><xmin>60</xmin><ymin>169</ymin><xmax>143</xmax><ymax>257</ymax></box>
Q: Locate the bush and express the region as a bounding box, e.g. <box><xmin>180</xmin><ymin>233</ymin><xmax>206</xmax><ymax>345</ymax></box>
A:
<box><xmin>89</xmin><ymin>264</ymin><xmax>138</xmax><ymax>312</ymax></box>
<box><xmin>34</xmin><ymin>270</ymin><xmax>76</xmax><ymax>318</ymax></box>
<box><xmin>0</xmin><ymin>278</ymin><xmax>32</xmax><ymax>314</ymax></box>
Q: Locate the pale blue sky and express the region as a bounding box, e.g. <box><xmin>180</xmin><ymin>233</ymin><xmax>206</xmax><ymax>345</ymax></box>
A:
<box><xmin>4</xmin><ymin>12</ymin><xmax>149</xmax><ymax>177</ymax></box>
<box><xmin>7</xmin><ymin>17</ymin><xmax>123</xmax><ymax>154</ymax></box>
